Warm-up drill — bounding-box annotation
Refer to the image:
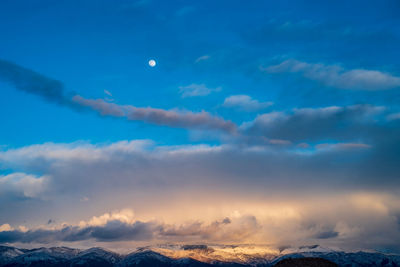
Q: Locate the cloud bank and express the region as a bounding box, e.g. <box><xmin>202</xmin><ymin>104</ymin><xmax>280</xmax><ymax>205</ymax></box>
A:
<box><xmin>1</xmin><ymin>193</ymin><xmax>399</xmax><ymax>253</ymax></box>
<box><xmin>0</xmin><ymin>209</ymin><xmax>259</xmax><ymax>244</ymax></box>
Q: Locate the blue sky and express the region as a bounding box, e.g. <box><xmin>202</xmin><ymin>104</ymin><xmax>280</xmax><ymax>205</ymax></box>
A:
<box><xmin>1</xmin><ymin>0</ymin><xmax>400</xmax><ymax>252</ymax></box>
<box><xmin>1</xmin><ymin>0</ymin><xmax>399</xmax><ymax>147</ymax></box>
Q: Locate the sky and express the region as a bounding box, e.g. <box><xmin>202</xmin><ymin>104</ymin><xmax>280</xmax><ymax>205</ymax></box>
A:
<box><xmin>0</xmin><ymin>0</ymin><xmax>400</xmax><ymax>253</ymax></box>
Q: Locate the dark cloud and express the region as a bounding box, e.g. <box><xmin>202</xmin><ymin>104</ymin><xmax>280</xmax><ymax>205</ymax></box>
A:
<box><xmin>0</xmin><ymin>220</ymin><xmax>158</xmax><ymax>243</ymax></box>
<box><xmin>0</xmin><ymin>216</ymin><xmax>259</xmax><ymax>244</ymax></box>
<box><xmin>0</xmin><ymin>59</ymin><xmax>78</xmax><ymax>108</ymax></box>
<box><xmin>313</xmin><ymin>230</ymin><xmax>339</xmax><ymax>239</ymax></box>
<box><xmin>242</xmin><ymin>104</ymin><xmax>389</xmax><ymax>143</ymax></box>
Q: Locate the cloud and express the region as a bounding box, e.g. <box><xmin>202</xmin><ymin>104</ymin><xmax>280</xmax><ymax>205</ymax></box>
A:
<box><xmin>0</xmin><ymin>172</ymin><xmax>48</xmax><ymax>199</ymax></box>
<box><xmin>0</xmin><ymin>210</ymin><xmax>259</xmax><ymax>244</ymax></box>
<box><xmin>79</xmin><ymin>209</ymin><xmax>136</xmax><ymax>228</ymax></box>
<box><xmin>7</xmin><ymin>209</ymin><xmax>157</xmax><ymax>243</ymax></box>
<box><xmin>0</xmin><ymin>139</ymin><xmax>399</xmax><ymax>250</ymax></box>
<box><xmin>387</xmin><ymin>112</ymin><xmax>400</xmax><ymax>121</ymax></box>
<box><xmin>315</xmin><ymin>142</ymin><xmax>371</xmax><ymax>151</ymax></box>
<box><xmin>241</xmin><ymin>104</ymin><xmax>386</xmax><ymax>143</ymax></box>
<box><xmin>104</xmin><ymin>90</ymin><xmax>112</xmax><ymax>96</ymax></box>
<box><xmin>0</xmin><ymin>220</ymin><xmax>157</xmax><ymax>244</ymax></box>
<box><xmin>0</xmin><ymin>59</ymin><xmax>77</xmax><ymax>108</ymax></box>
<box><xmin>223</xmin><ymin>95</ymin><xmax>273</xmax><ymax>111</ymax></box>
<box><xmin>0</xmin><ymin>59</ymin><xmax>236</xmax><ymax>134</ymax></box>
<box><xmin>103</xmin><ymin>90</ymin><xmax>114</xmax><ymax>102</ymax></box>
<box><xmin>0</xmin><ymin>133</ymin><xmax>397</xmax><ymax>195</ymax></box>
<box><xmin>0</xmin><ymin>195</ymin><xmax>399</xmax><ymax>252</ymax></box>
<box><xmin>0</xmin><ymin>224</ymin><xmax>13</xmax><ymax>232</ymax></box>
<box><xmin>0</xmin><ymin>140</ymin><xmax>152</xmax><ymax>165</ymax></box>
<box><xmin>160</xmin><ymin>215</ymin><xmax>259</xmax><ymax>242</ymax></box>
<box><xmin>179</xmin><ymin>83</ymin><xmax>221</xmax><ymax>98</ymax></box>
<box><xmin>313</xmin><ymin>230</ymin><xmax>339</xmax><ymax>239</ymax></box>
<box><xmin>73</xmin><ymin>95</ymin><xmax>236</xmax><ymax>133</ymax></box>
<box><xmin>0</xmin><ymin>135</ymin><xmax>398</xmax><ymax>212</ymax></box>
<box><xmin>195</xmin><ymin>55</ymin><xmax>210</xmax><ymax>63</ymax></box>
<box><xmin>265</xmin><ymin>59</ymin><xmax>400</xmax><ymax>90</ymax></box>
<box><xmin>0</xmin><ymin>111</ymin><xmax>398</xmax><ymax>250</ymax></box>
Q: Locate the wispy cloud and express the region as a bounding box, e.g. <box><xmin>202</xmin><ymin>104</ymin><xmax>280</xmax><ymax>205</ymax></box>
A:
<box><xmin>73</xmin><ymin>95</ymin><xmax>236</xmax><ymax>133</ymax></box>
<box><xmin>104</xmin><ymin>89</ymin><xmax>113</xmax><ymax>97</ymax></box>
<box><xmin>179</xmin><ymin>83</ymin><xmax>221</xmax><ymax>98</ymax></box>
<box><xmin>223</xmin><ymin>95</ymin><xmax>273</xmax><ymax>111</ymax></box>
<box><xmin>195</xmin><ymin>55</ymin><xmax>210</xmax><ymax>63</ymax></box>
<box><xmin>265</xmin><ymin>59</ymin><xmax>400</xmax><ymax>90</ymax></box>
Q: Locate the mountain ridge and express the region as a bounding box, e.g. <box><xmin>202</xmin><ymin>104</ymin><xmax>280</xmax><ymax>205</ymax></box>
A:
<box><xmin>1</xmin><ymin>245</ymin><xmax>399</xmax><ymax>267</ymax></box>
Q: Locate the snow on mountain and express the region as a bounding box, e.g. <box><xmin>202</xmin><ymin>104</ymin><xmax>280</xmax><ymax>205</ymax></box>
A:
<box><xmin>273</xmin><ymin>251</ymin><xmax>400</xmax><ymax>267</ymax></box>
<box><xmin>71</xmin><ymin>247</ymin><xmax>121</xmax><ymax>266</ymax></box>
<box><xmin>120</xmin><ymin>250</ymin><xmax>173</xmax><ymax>266</ymax></box>
<box><xmin>0</xmin><ymin>244</ymin><xmax>399</xmax><ymax>266</ymax></box>
<box><xmin>0</xmin><ymin>246</ymin><xmax>25</xmax><ymax>265</ymax></box>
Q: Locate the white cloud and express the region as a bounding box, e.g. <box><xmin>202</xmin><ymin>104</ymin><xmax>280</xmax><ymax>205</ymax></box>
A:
<box><xmin>195</xmin><ymin>55</ymin><xmax>210</xmax><ymax>63</ymax></box>
<box><xmin>179</xmin><ymin>83</ymin><xmax>221</xmax><ymax>98</ymax></box>
<box><xmin>265</xmin><ymin>59</ymin><xmax>400</xmax><ymax>90</ymax></box>
<box><xmin>103</xmin><ymin>90</ymin><xmax>112</xmax><ymax>97</ymax></box>
<box><xmin>223</xmin><ymin>95</ymin><xmax>273</xmax><ymax>111</ymax></box>
<box><xmin>79</xmin><ymin>209</ymin><xmax>136</xmax><ymax>227</ymax></box>
<box><xmin>0</xmin><ymin>140</ymin><xmax>153</xmax><ymax>164</ymax></box>
<box><xmin>0</xmin><ymin>172</ymin><xmax>48</xmax><ymax>198</ymax></box>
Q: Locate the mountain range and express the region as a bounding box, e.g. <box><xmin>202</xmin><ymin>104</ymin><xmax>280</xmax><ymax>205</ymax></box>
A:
<box><xmin>1</xmin><ymin>244</ymin><xmax>399</xmax><ymax>267</ymax></box>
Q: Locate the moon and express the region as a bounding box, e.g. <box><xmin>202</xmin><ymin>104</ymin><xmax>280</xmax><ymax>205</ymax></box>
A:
<box><xmin>148</xmin><ymin>59</ymin><xmax>156</xmax><ymax>67</ymax></box>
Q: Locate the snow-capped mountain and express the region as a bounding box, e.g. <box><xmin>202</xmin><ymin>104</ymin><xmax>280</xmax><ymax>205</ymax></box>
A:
<box><xmin>0</xmin><ymin>246</ymin><xmax>25</xmax><ymax>265</ymax></box>
<box><xmin>0</xmin><ymin>245</ymin><xmax>399</xmax><ymax>266</ymax></box>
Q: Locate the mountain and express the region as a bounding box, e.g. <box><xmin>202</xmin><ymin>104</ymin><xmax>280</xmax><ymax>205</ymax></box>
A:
<box><xmin>274</xmin><ymin>257</ymin><xmax>338</xmax><ymax>267</ymax></box>
<box><xmin>273</xmin><ymin>251</ymin><xmax>400</xmax><ymax>267</ymax></box>
<box><xmin>0</xmin><ymin>245</ymin><xmax>399</xmax><ymax>267</ymax></box>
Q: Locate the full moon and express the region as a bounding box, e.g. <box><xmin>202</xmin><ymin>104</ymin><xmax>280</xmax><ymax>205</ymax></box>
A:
<box><xmin>148</xmin><ymin>59</ymin><xmax>156</xmax><ymax>67</ymax></box>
